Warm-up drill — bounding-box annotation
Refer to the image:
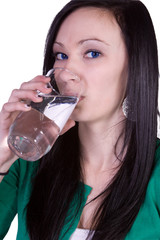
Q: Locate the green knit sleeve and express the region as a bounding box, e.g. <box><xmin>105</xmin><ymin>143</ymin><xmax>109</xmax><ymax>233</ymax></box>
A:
<box><xmin>0</xmin><ymin>159</ymin><xmax>20</xmax><ymax>239</ymax></box>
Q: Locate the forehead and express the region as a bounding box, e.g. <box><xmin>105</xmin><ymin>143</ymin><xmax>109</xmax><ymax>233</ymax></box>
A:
<box><xmin>55</xmin><ymin>7</ymin><xmax>123</xmax><ymax>46</ymax></box>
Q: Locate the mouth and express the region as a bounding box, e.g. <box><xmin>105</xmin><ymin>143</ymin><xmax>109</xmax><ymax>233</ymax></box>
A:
<box><xmin>78</xmin><ymin>96</ymin><xmax>85</xmax><ymax>103</ymax></box>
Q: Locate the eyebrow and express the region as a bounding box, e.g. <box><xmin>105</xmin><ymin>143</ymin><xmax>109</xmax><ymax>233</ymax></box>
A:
<box><xmin>79</xmin><ymin>38</ymin><xmax>110</xmax><ymax>46</ymax></box>
<box><xmin>53</xmin><ymin>41</ymin><xmax>64</xmax><ymax>48</ymax></box>
<box><xmin>53</xmin><ymin>38</ymin><xmax>110</xmax><ymax>48</ymax></box>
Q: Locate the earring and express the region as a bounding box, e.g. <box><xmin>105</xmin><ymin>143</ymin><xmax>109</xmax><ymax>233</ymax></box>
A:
<box><xmin>122</xmin><ymin>97</ymin><xmax>128</xmax><ymax>118</ymax></box>
<box><xmin>122</xmin><ymin>97</ymin><xmax>135</xmax><ymax>121</ymax></box>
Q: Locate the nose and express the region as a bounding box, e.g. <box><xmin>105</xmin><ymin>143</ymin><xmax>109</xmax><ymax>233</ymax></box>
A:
<box><xmin>54</xmin><ymin>67</ymin><xmax>80</xmax><ymax>83</ymax></box>
<box><xmin>53</xmin><ymin>67</ymin><xmax>82</xmax><ymax>96</ymax></box>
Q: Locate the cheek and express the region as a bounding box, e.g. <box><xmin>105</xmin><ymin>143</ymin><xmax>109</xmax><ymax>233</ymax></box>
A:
<box><xmin>103</xmin><ymin>60</ymin><xmax>128</xmax><ymax>98</ymax></box>
<box><xmin>72</xmin><ymin>64</ymin><xmax>127</xmax><ymax>121</ymax></box>
<box><xmin>87</xmin><ymin>71</ymin><xmax>127</xmax><ymax>116</ymax></box>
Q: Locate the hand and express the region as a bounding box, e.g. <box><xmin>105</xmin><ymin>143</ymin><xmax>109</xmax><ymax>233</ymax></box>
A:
<box><xmin>0</xmin><ymin>75</ymin><xmax>52</xmax><ymax>171</ymax></box>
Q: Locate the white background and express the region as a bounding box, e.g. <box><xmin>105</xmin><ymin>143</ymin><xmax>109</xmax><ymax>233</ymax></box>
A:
<box><xmin>0</xmin><ymin>1</ymin><xmax>159</xmax><ymax>239</ymax></box>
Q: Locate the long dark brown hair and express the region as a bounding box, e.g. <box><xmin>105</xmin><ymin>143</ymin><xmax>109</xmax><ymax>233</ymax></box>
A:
<box><xmin>27</xmin><ymin>0</ymin><xmax>159</xmax><ymax>239</ymax></box>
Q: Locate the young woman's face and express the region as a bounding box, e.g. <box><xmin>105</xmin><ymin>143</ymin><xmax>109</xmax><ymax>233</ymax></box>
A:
<box><xmin>53</xmin><ymin>7</ymin><xmax>128</xmax><ymax>125</ymax></box>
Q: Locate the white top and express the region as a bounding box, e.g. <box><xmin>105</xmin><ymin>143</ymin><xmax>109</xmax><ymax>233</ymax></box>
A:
<box><xmin>70</xmin><ymin>228</ymin><xmax>95</xmax><ymax>240</ymax></box>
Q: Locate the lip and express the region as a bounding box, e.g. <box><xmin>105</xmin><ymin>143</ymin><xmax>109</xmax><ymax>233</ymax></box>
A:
<box><xmin>78</xmin><ymin>96</ymin><xmax>85</xmax><ymax>102</ymax></box>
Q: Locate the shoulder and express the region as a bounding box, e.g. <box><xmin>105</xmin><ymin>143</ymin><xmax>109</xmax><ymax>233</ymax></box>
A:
<box><xmin>152</xmin><ymin>138</ymin><xmax>160</xmax><ymax>184</ymax></box>
<box><xmin>149</xmin><ymin>139</ymin><xmax>160</xmax><ymax>203</ymax></box>
<box><xmin>125</xmin><ymin>139</ymin><xmax>160</xmax><ymax>239</ymax></box>
<box><xmin>155</xmin><ymin>138</ymin><xmax>160</xmax><ymax>166</ymax></box>
<box><xmin>144</xmin><ymin>138</ymin><xmax>160</xmax><ymax>214</ymax></box>
<box><xmin>18</xmin><ymin>158</ymin><xmax>40</xmax><ymax>180</ymax></box>
<box><xmin>16</xmin><ymin>158</ymin><xmax>40</xmax><ymax>184</ymax></box>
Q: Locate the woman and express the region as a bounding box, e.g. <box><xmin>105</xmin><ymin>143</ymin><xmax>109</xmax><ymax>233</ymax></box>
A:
<box><xmin>0</xmin><ymin>0</ymin><xmax>159</xmax><ymax>239</ymax></box>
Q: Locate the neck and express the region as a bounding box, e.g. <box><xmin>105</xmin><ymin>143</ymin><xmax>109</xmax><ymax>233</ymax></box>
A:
<box><xmin>78</xmin><ymin>119</ymin><xmax>125</xmax><ymax>173</ymax></box>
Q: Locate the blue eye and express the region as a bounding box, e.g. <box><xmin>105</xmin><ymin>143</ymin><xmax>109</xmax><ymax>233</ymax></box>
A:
<box><xmin>86</xmin><ymin>51</ymin><xmax>101</xmax><ymax>59</ymax></box>
<box><xmin>55</xmin><ymin>53</ymin><xmax>68</xmax><ymax>60</ymax></box>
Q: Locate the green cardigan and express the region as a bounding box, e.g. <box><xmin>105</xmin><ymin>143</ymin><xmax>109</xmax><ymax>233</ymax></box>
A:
<box><xmin>0</xmin><ymin>143</ymin><xmax>160</xmax><ymax>240</ymax></box>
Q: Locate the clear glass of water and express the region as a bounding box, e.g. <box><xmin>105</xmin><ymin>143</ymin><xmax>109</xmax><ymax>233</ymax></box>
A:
<box><xmin>7</xmin><ymin>67</ymin><xmax>82</xmax><ymax>161</ymax></box>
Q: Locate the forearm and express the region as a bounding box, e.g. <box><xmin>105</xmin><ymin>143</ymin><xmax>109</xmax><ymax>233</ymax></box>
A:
<box><xmin>0</xmin><ymin>155</ymin><xmax>18</xmax><ymax>183</ymax></box>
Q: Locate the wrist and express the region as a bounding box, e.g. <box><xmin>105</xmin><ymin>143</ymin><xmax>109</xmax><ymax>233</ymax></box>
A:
<box><xmin>0</xmin><ymin>165</ymin><xmax>10</xmax><ymax>182</ymax></box>
<box><xmin>0</xmin><ymin>163</ymin><xmax>10</xmax><ymax>175</ymax></box>
<box><xmin>0</xmin><ymin>155</ymin><xmax>17</xmax><ymax>175</ymax></box>
<box><xmin>0</xmin><ymin>169</ymin><xmax>9</xmax><ymax>175</ymax></box>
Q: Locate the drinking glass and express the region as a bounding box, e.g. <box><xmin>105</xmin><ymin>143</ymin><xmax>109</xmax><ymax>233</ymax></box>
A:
<box><xmin>7</xmin><ymin>67</ymin><xmax>82</xmax><ymax>161</ymax></box>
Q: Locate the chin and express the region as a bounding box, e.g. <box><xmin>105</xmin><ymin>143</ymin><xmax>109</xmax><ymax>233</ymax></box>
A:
<box><xmin>70</xmin><ymin>109</ymin><xmax>85</xmax><ymax>122</ymax></box>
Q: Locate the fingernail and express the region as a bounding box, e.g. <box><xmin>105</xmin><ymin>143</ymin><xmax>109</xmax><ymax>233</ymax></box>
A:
<box><xmin>36</xmin><ymin>93</ymin><xmax>42</xmax><ymax>98</ymax></box>
<box><xmin>45</xmin><ymin>83</ymin><xmax>51</xmax><ymax>89</ymax></box>
<box><xmin>25</xmin><ymin>104</ymin><xmax>31</xmax><ymax>109</ymax></box>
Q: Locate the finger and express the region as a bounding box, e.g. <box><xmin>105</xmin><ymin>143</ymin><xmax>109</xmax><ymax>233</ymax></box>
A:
<box><xmin>8</xmin><ymin>76</ymin><xmax>53</xmax><ymax>103</ymax></box>
<box><xmin>60</xmin><ymin>119</ymin><xmax>76</xmax><ymax>135</ymax></box>
<box><xmin>20</xmin><ymin>76</ymin><xmax>51</xmax><ymax>91</ymax></box>
<box><xmin>1</xmin><ymin>101</ymin><xmax>31</xmax><ymax>121</ymax></box>
<box><xmin>8</xmin><ymin>89</ymin><xmax>44</xmax><ymax>103</ymax></box>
